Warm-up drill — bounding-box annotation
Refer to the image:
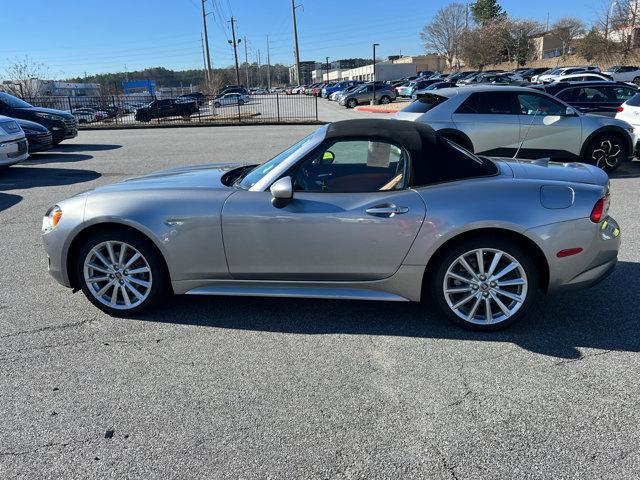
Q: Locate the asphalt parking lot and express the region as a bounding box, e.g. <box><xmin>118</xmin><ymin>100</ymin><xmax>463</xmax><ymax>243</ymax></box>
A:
<box><xmin>1</xmin><ymin>125</ymin><xmax>640</xmax><ymax>479</ymax></box>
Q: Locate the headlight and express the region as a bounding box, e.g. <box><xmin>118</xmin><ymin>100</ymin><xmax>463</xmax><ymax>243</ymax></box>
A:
<box><xmin>35</xmin><ymin>112</ymin><xmax>64</xmax><ymax>121</ymax></box>
<box><xmin>42</xmin><ymin>205</ymin><xmax>62</xmax><ymax>233</ymax></box>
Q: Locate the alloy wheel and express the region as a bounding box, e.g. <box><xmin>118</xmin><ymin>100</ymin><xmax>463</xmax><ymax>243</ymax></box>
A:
<box><xmin>592</xmin><ymin>138</ymin><xmax>622</xmax><ymax>169</ymax></box>
<box><xmin>442</xmin><ymin>248</ymin><xmax>528</xmax><ymax>325</ymax></box>
<box><xmin>83</xmin><ymin>241</ymin><xmax>153</xmax><ymax>310</ymax></box>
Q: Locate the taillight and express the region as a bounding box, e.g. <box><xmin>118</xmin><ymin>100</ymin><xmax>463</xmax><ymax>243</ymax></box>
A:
<box><xmin>617</xmin><ymin>106</ymin><xmax>624</xmax><ymax>112</ymax></box>
<box><xmin>590</xmin><ymin>196</ymin><xmax>609</xmax><ymax>223</ymax></box>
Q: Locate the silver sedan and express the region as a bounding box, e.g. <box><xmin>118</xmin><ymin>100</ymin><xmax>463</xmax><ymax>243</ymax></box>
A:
<box><xmin>41</xmin><ymin>119</ymin><xmax>621</xmax><ymax>330</ymax></box>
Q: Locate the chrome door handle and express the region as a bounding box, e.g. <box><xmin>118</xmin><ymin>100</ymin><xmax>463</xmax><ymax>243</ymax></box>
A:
<box><xmin>365</xmin><ymin>205</ymin><xmax>409</xmax><ymax>217</ymax></box>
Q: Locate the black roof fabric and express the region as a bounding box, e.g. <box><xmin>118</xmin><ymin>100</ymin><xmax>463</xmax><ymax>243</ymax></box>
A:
<box><xmin>325</xmin><ymin>119</ymin><xmax>497</xmax><ymax>185</ymax></box>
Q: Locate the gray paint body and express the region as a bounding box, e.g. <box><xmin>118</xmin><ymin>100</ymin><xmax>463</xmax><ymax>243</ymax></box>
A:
<box><xmin>42</xmin><ymin>124</ymin><xmax>621</xmax><ymax>303</ymax></box>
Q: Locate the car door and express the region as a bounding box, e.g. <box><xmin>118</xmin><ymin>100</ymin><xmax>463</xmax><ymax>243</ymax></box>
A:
<box><xmin>450</xmin><ymin>91</ymin><xmax>520</xmax><ymax>156</ymax></box>
<box><xmin>515</xmin><ymin>91</ymin><xmax>582</xmax><ymax>159</ymax></box>
<box><xmin>221</xmin><ymin>139</ymin><xmax>426</xmax><ymax>281</ymax></box>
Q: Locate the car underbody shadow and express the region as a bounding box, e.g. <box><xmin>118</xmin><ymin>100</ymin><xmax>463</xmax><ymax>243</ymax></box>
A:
<box><xmin>49</xmin><ymin>143</ymin><xmax>122</xmax><ymax>152</ymax></box>
<box><xmin>0</xmin><ymin>192</ymin><xmax>22</xmax><ymax>213</ymax></box>
<box><xmin>24</xmin><ymin>153</ymin><xmax>93</xmax><ymax>165</ymax></box>
<box><xmin>0</xmin><ymin>166</ymin><xmax>101</xmax><ymax>191</ymax></box>
<box><xmin>127</xmin><ymin>260</ymin><xmax>640</xmax><ymax>360</ymax></box>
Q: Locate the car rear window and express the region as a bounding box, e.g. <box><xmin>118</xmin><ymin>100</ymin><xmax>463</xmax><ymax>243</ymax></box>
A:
<box><xmin>625</xmin><ymin>93</ymin><xmax>640</xmax><ymax>106</ymax></box>
<box><xmin>402</xmin><ymin>94</ymin><xmax>447</xmax><ymax>113</ymax></box>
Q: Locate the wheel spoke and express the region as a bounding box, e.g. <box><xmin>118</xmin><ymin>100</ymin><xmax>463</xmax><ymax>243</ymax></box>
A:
<box><xmin>124</xmin><ymin>252</ymin><xmax>141</xmax><ymax>269</ymax></box>
<box><xmin>128</xmin><ymin>277</ymin><xmax>150</xmax><ymax>288</ymax></box>
<box><xmin>467</xmin><ymin>295</ymin><xmax>482</xmax><ymax>320</ymax></box>
<box><xmin>459</xmin><ymin>257</ymin><xmax>479</xmax><ymax>280</ymax></box>
<box><xmin>494</xmin><ymin>289</ymin><xmax>523</xmax><ymax>303</ymax></box>
<box><xmin>93</xmin><ymin>250</ymin><xmax>112</xmax><ymax>268</ymax></box>
<box><xmin>121</xmin><ymin>286</ymin><xmax>131</xmax><ymax>307</ymax></box>
<box><xmin>476</xmin><ymin>249</ymin><xmax>485</xmax><ymax>276</ymax></box>
<box><xmin>87</xmin><ymin>275</ymin><xmax>109</xmax><ymax>283</ymax></box>
<box><xmin>447</xmin><ymin>271</ymin><xmax>473</xmax><ymax>284</ymax></box>
<box><xmin>492</xmin><ymin>262</ymin><xmax>518</xmax><ymax>280</ymax></box>
<box><xmin>106</xmin><ymin>242</ymin><xmax>117</xmax><ymax>264</ymax></box>
<box><xmin>490</xmin><ymin>292</ymin><xmax>511</xmax><ymax>317</ymax></box>
<box><xmin>486</xmin><ymin>251</ymin><xmax>502</xmax><ymax>277</ymax></box>
<box><xmin>497</xmin><ymin>278</ymin><xmax>525</xmax><ymax>287</ymax></box>
<box><xmin>96</xmin><ymin>280</ymin><xmax>115</xmax><ymax>297</ymax></box>
<box><xmin>87</xmin><ymin>263</ymin><xmax>110</xmax><ymax>274</ymax></box>
<box><xmin>484</xmin><ymin>297</ymin><xmax>493</xmax><ymax>322</ymax></box>
<box><xmin>118</xmin><ymin>243</ymin><xmax>127</xmax><ymax>266</ymax></box>
<box><xmin>110</xmin><ymin>284</ymin><xmax>119</xmax><ymax>305</ymax></box>
<box><xmin>126</xmin><ymin>283</ymin><xmax>144</xmax><ymax>301</ymax></box>
<box><xmin>127</xmin><ymin>266</ymin><xmax>150</xmax><ymax>275</ymax></box>
<box><xmin>452</xmin><ymin>292</ymin><xmax>477</xmax><ymax>310</ymax></box>
<box><xmin>445</xmin><ymin>286</ymin><xmax>473</xmax><ymax>294</ymax></box>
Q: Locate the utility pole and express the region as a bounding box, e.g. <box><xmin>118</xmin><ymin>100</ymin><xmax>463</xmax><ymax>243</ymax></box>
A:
<box><xmin>266</xmin><ymin>35</ymin><xmax>272</xmax><ymax>90</ymax></box>
<box><xmin>325</xmin><ymin>56</ymin><xmax>330</xmax><ymax>82</ymax></box>
<box><xmin>201</xmin><ymin>33</ymin><xmax>208</xmax><ymax>82</ymax></box>
<box><xmin>228</xmin><ymin>16</ymin><xmax>241</xmax><ymax>85</ymax></box>
<box><xmin>257</xmin><ymin>49</ymin><xmax>262</xmax><ymax>86</ymax></box>
<box><xmin>371</xmin><ymin>43</ymin><xmax>379</xmax><ymax>106</ymax></box>
<box><xmin>291</xmin><ymin>0</ymin><xmax>302</xmax><ymax>85</ymax></box>
<box><xmin>201</xmin><ymin>0</ymin><xmax>213</xmax><ymax>82</ymax></box>
<box><xmin>244</xmin><ymin>36</ymin><xmax>250</xmax><ymax>88</ymax></box>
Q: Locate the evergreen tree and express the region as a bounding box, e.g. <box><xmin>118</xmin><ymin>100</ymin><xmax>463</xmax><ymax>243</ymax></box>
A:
<box><xmin>470</xmin><ymin>0</ymin><xmax>506</xmax><ymax>26</ymax></box>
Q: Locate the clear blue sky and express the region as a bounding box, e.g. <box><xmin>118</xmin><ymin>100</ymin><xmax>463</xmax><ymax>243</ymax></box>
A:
<box><xmin>2</xmin><ymin>0</ymin><xmax>598</xmax><ymax>79</ymax></box>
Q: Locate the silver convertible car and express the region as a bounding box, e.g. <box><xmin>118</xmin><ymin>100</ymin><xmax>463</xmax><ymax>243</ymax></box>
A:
<box><xmin>42</xmin><ymin>120</ymin><xmax>621</xmax><ymax>330</ymax></box>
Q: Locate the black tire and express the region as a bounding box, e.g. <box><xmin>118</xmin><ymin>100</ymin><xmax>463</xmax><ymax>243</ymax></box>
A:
<box><xmin>76</xmin><ymin>230</ymin><xmax>169</xmax><ymax>316</ymax></box>
<box><xmin>238</xmin><ymin>99</ymin><xmax>245</xmax><ymax>106</ymax></box>
<box><xmin>633</xmin><ymin>77</ymin><xmax>640</xmax><ymax>85</ymax></box>
<box><xmin>346</xmin><ymin>98</ymin><xmax>358</xmax><ymax>109</ymax></box>
<box><xmin>430</xmin><ymin>236</ymin><xmax>539</xmax><ymax>331</ymax></box>
<box><xmin>214</xmin><ymin>102</ymin><xmax>221</xmax><ymax>108</ymax></box>
<box><xmin>380</xmin><ymin>95</ymin><xmax>391</xmax><ymax>104</ymax></box>
<box><xmin>584</xmin><ymin>133</ymin><xmax>627</xmax><ymax>173</ymax></box>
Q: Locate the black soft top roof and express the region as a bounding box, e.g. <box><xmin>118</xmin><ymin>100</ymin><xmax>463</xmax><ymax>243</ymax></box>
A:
<box><xmin>325</xmin><ymin>119</ymin><xmax>497</xmax><ymax>185</ymax></box>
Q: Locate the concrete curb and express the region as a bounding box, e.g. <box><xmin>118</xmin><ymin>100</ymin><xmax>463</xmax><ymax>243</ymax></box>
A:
<box><xmin>353</xmin><ymin>106</ymin><xmax>397</xmax><ymax>114</ymax></box>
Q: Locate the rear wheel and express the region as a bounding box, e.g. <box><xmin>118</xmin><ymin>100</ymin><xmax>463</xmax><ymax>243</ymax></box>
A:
<box><xmin>380</xmin><ymin>95</ymin><xmax>391</xmax><ymax>104</ymax></box>
<box><xmin>633</xmin><ymin>77</ymin><xmax>640</xmax><ymax>85</ymax></box>
<box><xmin>585</xmin><ymin>133</ymin><xmax>626</xmax><ymax>172</ymax></box>
<box><xmin>430</xmin><ymin>237</ymin><xmax>538</xmax><ymax>331</ymax></box>
<box><xmin>76</xmin><ymin>230</ymin><xmax>169</xmax><ymax>316</ymax></box>
<box><xmin>346</xmin><ymin>98</ymin><xmax>358</xmax><ymax>109</ymax></box>
<box><xmin>238</xmin><ymin>99</ymin><xmax>245</xmax><ymax>105</ymax></box>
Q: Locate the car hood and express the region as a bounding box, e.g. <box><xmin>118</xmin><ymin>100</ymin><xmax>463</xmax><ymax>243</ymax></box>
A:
<box><xmin>493</xmin><ymin>157</ymin><xmax>608</xmax><ymax>187</ymax></box>
<box><xmin>15</xmin><ymin>106</ymin><xmax>74</xmax><ymax>119</ymax></box>
<box><xmin>15</xmin><ymin>118</ymin><xmax>49</xmax><ymax>132</ymax></box>
<box><xmin>90</xmin><ymin>162</ymin><xmax>252</xmax><ymax>194</ymax></box>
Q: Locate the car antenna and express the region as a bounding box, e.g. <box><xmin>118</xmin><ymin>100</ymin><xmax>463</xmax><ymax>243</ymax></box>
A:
<box><xmin>513</xmin><ymin>106</ymin><xmax>540</xmax><ymax>159</ymax></box>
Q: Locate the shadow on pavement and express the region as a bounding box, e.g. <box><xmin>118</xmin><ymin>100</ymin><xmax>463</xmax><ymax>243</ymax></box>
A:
<box><xmin>24</xmin><ymin>153</ymin><xmax>93</xmax><ymax>165</ymax></box>
<box><xmin>610</xmin><ymin>160</ymin><xmax>640</xmax><ymax>179</ymax></box>
<box><xmin>50</xmin><ymin>144</ymin><xmax>122</xmax><ymax>152</ymax></box>
<box><xmin>0</xmin><ymin>192</ymin><xmax>22</xmax><ymax>213</ymax></box>
<box><xmin>132</xmin><ymin>261</ymin><xmax>640</xmax><ymax>360</ymax></box>
<box><xmin>0</xmin><ymin>166</ymin><xmax>101</xmax><ymax>191</ymax></box>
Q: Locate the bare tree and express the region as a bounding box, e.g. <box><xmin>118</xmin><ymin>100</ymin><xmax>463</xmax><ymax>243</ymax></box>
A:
<box><xmin>1</xmin><ymin>56</ymin><xmax>50</xmax><ymax>98</ymax></box>
<box><xmin>462</xmin><ymin>22</ymin><xmax>507</xmax><ymax>69</ymax></box>
<box><xmin>420</xmin><ymin>3</ymin><xmax>468</xmax><ymax>69</ymax></box>
<box><xmin>552</xmin><ymin>17</ymin><xmax>586</xmax><ymax>57</ymax></box>
<box><xmin>611</xmin><ymin>0</ymin><xmax>640</xmax><ymax>55</ymax></box>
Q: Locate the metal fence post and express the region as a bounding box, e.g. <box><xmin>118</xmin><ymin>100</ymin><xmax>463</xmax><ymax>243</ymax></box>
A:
<box><xmin>112</xmin><ymin>95</ymin><xmax>118</xmax><ymax>125</ymax></box>
<box><xmin>67</xmin><ymin>97</ymin><xmax>73</xmax><ymax>113</ymax></box>
<box><xmin>276</xmin><ymin>93</ymin><xmax>281</xmax><ymax>123</ymax></box>
<box><xmin>315</xmin><ymin>95</ymin><xmax>318</xmax><ymax>121</ymax></box>
<box><xmin>237</xmin><ymin>101</ymin><xmax>242</xmax><ymax>123</ymax></box>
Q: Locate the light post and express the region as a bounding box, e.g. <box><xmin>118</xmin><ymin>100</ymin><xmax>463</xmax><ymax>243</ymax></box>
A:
<box><xmin>371</xmin><ymin>43</ymin><xmax>379</xmax><ymax>106</ymax></box>
<box><xmin>325</xmin><ymin>56</ymin><xmax>330</xmax><ymax>83</ymax></box>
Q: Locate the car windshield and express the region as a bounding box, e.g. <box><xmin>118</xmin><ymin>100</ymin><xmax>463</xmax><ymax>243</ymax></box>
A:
<box><xmin>546</xmin><ymin>68</ymin><xmax>561</xmax><ymax>75</ymax></box>
<box><xmin>0</xmin><ymin>92</ymin><xmax>33</xmax><ymax>108</ymax></box>
<box><xmin>237</xmin><ymin>133</ymin><xmax>316</xmax><ymax>189</ymax></box>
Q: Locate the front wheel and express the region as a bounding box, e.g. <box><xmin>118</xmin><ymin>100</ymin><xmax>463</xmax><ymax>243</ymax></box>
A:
<box><xmin>76</xmin><ymin>230</ymin><xmax>169</xmax><ymax>316</ymax></box>
<box><xmin>346</xmin><ymin>98</ymin><xmax>357</xmax><ymax>109</ymax></box>
<box><xmin>380</xmin><ymin>95</ymin><xmax>391</xmax><ymax>104</ymax></box>
<box><xmin>214</xmin><ymin>102</ymin><xmax>221</xmax><ymax>108</ymax></box>
<box><xmin>430</xmin><ymin>237</ymin><xmax>538</xmax><ymax>331</ymax></box>
<box><xmin>585</xmin><ymin>134</ymin><xmax>627</xmax><ymax>172</ymax></box>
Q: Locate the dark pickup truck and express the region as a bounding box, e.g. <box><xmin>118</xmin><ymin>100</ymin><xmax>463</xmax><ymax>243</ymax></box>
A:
<box><xmin>134</xmin><ymin>98</ymin><xmax>199</xmax><ymax>122</ymax></box>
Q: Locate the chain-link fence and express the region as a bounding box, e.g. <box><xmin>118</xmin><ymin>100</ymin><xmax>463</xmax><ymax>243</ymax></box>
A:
<box><xmin>23</xmin><ymin>93</ymin><xmax>319</xmax><ymax>128</ymax></box>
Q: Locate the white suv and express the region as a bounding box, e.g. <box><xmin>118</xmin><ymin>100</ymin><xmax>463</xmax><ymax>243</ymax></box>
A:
<box><xmin>533</xmin><ymin>66</ymin><xmax>600</xmax><ymax>83</ymax></box>
<box><xmin>0</xmin><ymin>115</ymin><xmax>28</xmax><ymax>168</ymax></box>
<box><xmin>602</xmin><ymin>66</ymin><xmax>640</xmax><ymax>83</ymax></box>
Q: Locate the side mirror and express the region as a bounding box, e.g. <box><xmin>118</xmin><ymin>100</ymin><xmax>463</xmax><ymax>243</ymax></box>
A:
<box><xmin>270</xmin><ymin>176</ymin><xmax>293</xmax><ymax>208</ymax></box>
<box><xmin>565</xmin><ymin>106</ymin><xmax>578</xmax><ymax>116</ymax></box>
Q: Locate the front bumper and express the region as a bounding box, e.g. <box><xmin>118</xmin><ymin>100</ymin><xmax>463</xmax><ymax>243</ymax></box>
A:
<box><xmin>26</xmin><ymin>132</ymin><xmax>53</xmax><ymax>153</ymax></box>
<box><xmin>51</xmin><ymin>118</ymin><xmax>78</xmax><ymax>142</ymax></box>
<box><xmin>0</xmin><ymin>137</ymin><xmax>29</xmax><ymax>166</ymax></box>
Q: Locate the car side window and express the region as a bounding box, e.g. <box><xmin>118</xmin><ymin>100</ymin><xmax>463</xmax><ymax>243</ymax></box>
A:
<box><xmin>577</xmin><ymin>87</ymin><xmax>609</xmax><ymax>103</ymax></box>
<box><xmin>516</xmin><ymin>93</ymin><xmax>566</xmax><ymax>115</ymax></box>
<box><xmin>455</xmin><ymin>92</ymin><xmax>514</xmax><ymax>114</ymax></box>
<box><xmin>611</xmin><ymin>86</ymin><xmax>636</xmax><ymax>102</ymax></box>
<box><xmin>291</xmin><ymin>140</ymin><xmax>408</xmax><ymax>193</ymax></box>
